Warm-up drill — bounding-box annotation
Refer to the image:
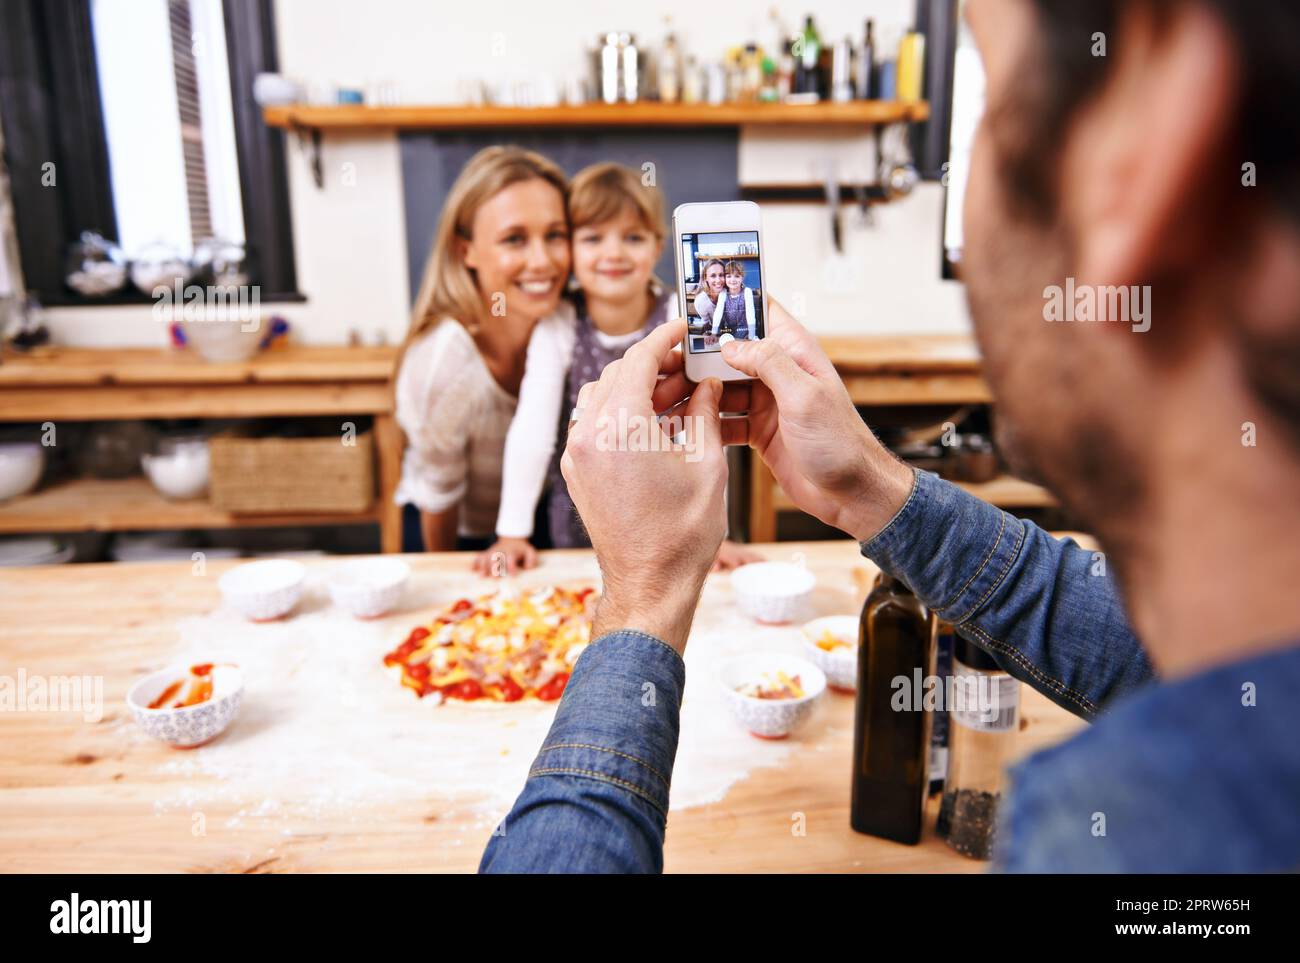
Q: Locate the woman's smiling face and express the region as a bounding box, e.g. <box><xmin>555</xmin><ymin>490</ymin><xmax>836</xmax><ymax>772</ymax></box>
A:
<box><xmin>571</xmin><ymin>205</ymin><xmax>660</xmax><ymax>302</ymax></box>
<box><xmin>725</xmin><ymin>270</ymin><xmax>744</xmax><ymax>294</ymax></box>
<box><xmin>461</xmin><ymin>178</ymin><xmax>570</xmax><ymax>325</ymax></box>
<box><xmin>704</xmin><ymin>263</ymin><xmax>725</xmax><ymax>294</ymax></box>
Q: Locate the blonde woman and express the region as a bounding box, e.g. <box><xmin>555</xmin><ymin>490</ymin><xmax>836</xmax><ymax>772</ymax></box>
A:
<box><xmin>692</xmin><ymin>257</ymin><xmax>726</xmax><ymax>327</ymax></box>
<box><xmin>394</xmin><ymin>146</ymin><xmax>572</xmax><ymax>552</ymax></box>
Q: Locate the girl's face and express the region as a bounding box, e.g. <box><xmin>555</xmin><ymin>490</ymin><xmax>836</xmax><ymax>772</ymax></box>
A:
<box><xmin>461</xmin><ymin>179</ymin><xmax>570</xmax><ymax>324</ymax></box>
<box><xmin>571</xmin><ymin>205</ymin><xmax>661</xmax><ymax>303</ymax></box>
<box><xmin>725</xmin><ymin>271</ymin><xmax>744</xmax><ymax>294</ymax></box>
<box><xmin>704</xmin><ymin>263</ymin><xmax>725</xmax><ymax>294</ymax></box>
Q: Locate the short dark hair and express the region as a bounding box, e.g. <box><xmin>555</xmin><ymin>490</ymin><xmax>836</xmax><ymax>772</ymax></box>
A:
<box><xmin>1010</xmin><ymin>0</ymin><xmax>1300</xmax><ymax>440</ymax></box>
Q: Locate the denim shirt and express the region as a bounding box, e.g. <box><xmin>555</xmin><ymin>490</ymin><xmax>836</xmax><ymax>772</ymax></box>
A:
<box><xmin>480</xmin><ymin>469</ymin><xmax>1300</xmax><ymax>873</ymax></box>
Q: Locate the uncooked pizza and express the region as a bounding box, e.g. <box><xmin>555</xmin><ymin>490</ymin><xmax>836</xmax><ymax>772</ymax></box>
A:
<box><xmin>384</xmin><ymin>585</ymin><xmax>597</xmax><ymax>703</ymax></box>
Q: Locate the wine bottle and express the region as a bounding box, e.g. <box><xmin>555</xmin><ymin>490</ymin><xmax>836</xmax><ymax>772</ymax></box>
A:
<box><xmin>850</xmin><ymin>573</ymin><xmax>937</xmax><ymax>844</ymax></box>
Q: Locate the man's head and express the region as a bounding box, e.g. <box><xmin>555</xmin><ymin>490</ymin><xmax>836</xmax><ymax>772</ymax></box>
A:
<box><xmin>961</xmin><ymin>0</ymin><xmax>1300</xmax><ymax>547</ymax></box>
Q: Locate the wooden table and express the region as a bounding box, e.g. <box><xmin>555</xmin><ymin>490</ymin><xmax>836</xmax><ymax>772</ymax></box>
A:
<box><xmin>0</xmin><ymin>345</ymin><xmax>404</xmax><ymax>552</ymax></box>
<box><xmin>0</xmin><ymin>541</ymin><xmax>1084</xmax><ymax>873</ymax></box>
<box><xmin>746</xmin><ymin>335</ymin><xmax>1057</xmax><ymax>542</ymax></box>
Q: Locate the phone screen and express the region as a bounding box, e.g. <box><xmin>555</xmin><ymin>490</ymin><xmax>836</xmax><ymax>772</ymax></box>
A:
<box><xmin>680</xmin><ymin>230</ymin><xmax>765</xmax><ymax>354</ymax></box>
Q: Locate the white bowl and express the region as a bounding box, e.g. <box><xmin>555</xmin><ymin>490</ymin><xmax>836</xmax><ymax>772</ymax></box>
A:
<box><xmin>0</xmin><ymin>442</ymin><xmax>45</xmax><ymax>501</ymax></box>
<box><xmin>801</xmin><ymin>615</ymin><xmax>860</xmax><ymax>692</ymax></box>
<box><xmin>328</xmin><ymin>557</ymin><xmax>410</xmax><ymax>618</ymax></box>
<box><xmin>127</xmin><ymin>663</ymin><xmax>244</xmax><ymax>748</ymax></box>
<box><xmin>141</xmin><ymin>441</ymin><xmax>210</xmax><ymax>500</ymax></box>
<box><xmin>0</xmin><ymin>536</ymin><xmax>74</xmax><ymax>566</ymax></box>
<box><xmin>730</xmin><ymin>561</ymin><xmax>816</xmax><ymax>624</ymax></box>
<box><xmin>183</xmin><ymin>319</ymin><xmax>262</xmax><ymax>363</ymax></box>
<box><xmin>218</xmin><ymin>558</ymin><xmax>306</xmax><ymax>621</ymax></box>
<box><xmin>718</xmin><ymin>653</ymin><xmax>826</xmax><ymax>739</ymax></box>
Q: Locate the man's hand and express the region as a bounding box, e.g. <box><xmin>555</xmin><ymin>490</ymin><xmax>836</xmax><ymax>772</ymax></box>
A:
<box><xmin>652</xmin><ymin>299</ymin><xmax>914</xmax><ymax>543</ymax></box>
<box><xmin>562</xmin><ymin>319</ymin><xmax>727</xmax><ymax>654</ymax></box>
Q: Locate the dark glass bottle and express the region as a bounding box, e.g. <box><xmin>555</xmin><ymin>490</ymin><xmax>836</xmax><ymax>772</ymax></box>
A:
<box><xmin>795</xmin><ymin>14</ymin><xmax>822</xmax><ymax>97</ymax></box>
<box><xmin>850</xmin><ymin>573</ymin><xmax>937</xmax><ymax>844</ymax></box>
<box><xmin>858</xmin><ymin>19</ymin><xmax>877</xmax><ymax>99</ymax></box>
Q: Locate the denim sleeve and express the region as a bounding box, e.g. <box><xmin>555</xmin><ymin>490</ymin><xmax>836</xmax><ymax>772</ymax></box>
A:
<box><xmin>478</xmin><ymin>630</ymin><xmax>685</xmax><ymax>873</ymax></box>
<box><xmin>862</xmin><ymin>468</ymin><xmax>1154</xmax><ymax>720</ymax></box>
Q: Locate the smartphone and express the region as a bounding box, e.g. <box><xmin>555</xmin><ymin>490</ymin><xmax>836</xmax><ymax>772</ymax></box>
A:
<box><xmin>672</xmin><ymin>201</ymin><xmax>768</xmax><ymax>383</ymax></box>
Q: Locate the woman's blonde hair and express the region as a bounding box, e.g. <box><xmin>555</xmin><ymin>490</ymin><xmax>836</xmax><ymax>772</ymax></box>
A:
<box><xmin>405</xmin><ymin>146</ymin><xmax>568</xmax><ymax>350</ymax></box>
<box><xmin>568</xmin><ymin>162</ymin><xmax>665</xmax><ymax>239</ymax></box>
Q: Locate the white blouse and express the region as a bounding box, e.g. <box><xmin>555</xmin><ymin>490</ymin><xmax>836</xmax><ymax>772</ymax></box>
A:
<box><xmin>393</xmin><ymin>318</ymin><xmax>519</xmax><ymax>539</ymax></box>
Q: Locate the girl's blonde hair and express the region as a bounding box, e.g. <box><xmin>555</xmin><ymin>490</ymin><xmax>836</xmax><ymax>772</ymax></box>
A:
<box><xmin>405</xmin><ymin>146</ymin><xmax>568</xmax><ymax>351</ymax></box>
<box><xmin>722</xmin><ymin>259</ymin><xmax>746</xmax><ymax>277</ymax></box>
<box><xmin>568</xmin><ymin>162</ymin><xmax>665</xmax><ymax>239</ymax></box>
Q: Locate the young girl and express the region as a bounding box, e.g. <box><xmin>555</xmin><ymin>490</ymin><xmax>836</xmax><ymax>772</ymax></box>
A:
<box><xmin>393</xmin><ymin>146</ymin><xmax>573</xmax><ymax>552</ymax></box>
<box><xmin>476</xmin><ymin>163</ymin><xmax>762</xmax><ymax>573</ymax></box>
<box><xmin>709</xmin><ymin>259</ymin><xmax>759</xmax><ymax>340</ymax></box>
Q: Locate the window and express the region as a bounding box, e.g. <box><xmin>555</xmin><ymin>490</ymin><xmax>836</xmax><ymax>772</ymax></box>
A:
<box><xmin>0</xmin><ymin>0</ymin><xmax>298</xmax><ymax>304</ymax></box>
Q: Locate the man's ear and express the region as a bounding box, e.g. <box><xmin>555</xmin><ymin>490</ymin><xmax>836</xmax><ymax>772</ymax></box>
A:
<box><xmin>1064</xmin><ymin>3</ymin><xmax>1239</xmax><ymax>291</ymax></box>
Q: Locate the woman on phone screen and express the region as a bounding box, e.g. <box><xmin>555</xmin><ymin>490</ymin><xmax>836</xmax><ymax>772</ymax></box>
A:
<box><xmin>692</xmin><ymin>257</ymin><xmax>726</xmax><ymax>330</ymax></box>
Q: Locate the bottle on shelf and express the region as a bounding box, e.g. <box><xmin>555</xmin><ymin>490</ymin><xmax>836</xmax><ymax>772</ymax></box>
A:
<box><xmin>850</xmin><ymin>573</ymin><xmax>938</xmax><ymax>845</ymax></box>
<box><xmin>831</xmin><ymin>36</ymin><xmax>853</xmax><ymax>103</ymax></box>
<box><xmin>657</xmin><ymin>19</ymin><xmax>681</xmax><ymax>104</ymax></box>
<box><xmin>857</xmin><ymin>19</ymin><xmax>877</xmax><ymax>99</ymax></box>
<box><xmin>682</xmin><ymin>55</ymin><xmax>703</xmax><ymax>104</ymax></box>
<box><xmin>794</xmin><ymin>14</ymin><xmax>822</xmax><ymax>99</ymax></box>
<box><xmin>598</xmin><ymin>32</ymin><xmax>621</xmax><ymax>105</ymax></box>
<box><xmin>621</xmin><ymin>33</ymin><xmax>640</xmax><ymax>104</ymax></box>
<box><xmin>897</xmin><ymin>30</ymin><xmax>926</xmax><ymax>102</ymax></box>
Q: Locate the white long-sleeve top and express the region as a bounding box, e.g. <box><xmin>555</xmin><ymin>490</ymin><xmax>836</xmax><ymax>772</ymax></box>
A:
<box><xmin>393</xmin><ymin>303</ymin><xmax>575</xmax><ymax>538</ymax></box>
<box><xmin>495</xmin><ymin>294</ymin><xmax>678</xmax><ymax>539</ymax></box>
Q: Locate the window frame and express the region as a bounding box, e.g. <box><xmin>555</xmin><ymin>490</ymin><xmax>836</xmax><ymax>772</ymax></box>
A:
<box><xmin>0</xmin><ymin>0</ymin><xmax>302</xmax><ymax>306</ymax></box>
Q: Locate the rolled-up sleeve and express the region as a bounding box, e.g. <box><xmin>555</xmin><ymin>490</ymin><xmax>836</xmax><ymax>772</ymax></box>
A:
<box><xmin>862</xmin><ymin>468</ymin><xmax>1154</xmax><ymax>720</ymax></box>
<box><xmin>479</xmin><ymin>630</ymin><xmax>685</xmax><ymax>874</ymax></box>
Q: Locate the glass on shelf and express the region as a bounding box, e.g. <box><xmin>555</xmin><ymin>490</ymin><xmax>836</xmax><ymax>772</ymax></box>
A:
<box><xmin>64</xmin><ymin>231</ymin><xmax>128</xmax><ymax>297</ymax></box>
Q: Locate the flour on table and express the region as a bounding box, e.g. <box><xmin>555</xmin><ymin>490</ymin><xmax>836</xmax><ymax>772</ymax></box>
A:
<box><xmin>135</xmin><ymin>556</ymin><xmax>841</xmax><ymax>823</ymax></box>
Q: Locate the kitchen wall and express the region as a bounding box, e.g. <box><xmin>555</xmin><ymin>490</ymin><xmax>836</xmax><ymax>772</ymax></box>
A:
<box><xmin>37</xmin><ymin>0</ymin><xmax>970</xmax><ymax>346</ymax></box>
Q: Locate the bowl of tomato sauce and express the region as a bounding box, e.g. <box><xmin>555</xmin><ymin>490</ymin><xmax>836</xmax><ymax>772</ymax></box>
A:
<box><xmin>126</xmin><ymin>662</ymin><xmax>244</xmax><ymax>748</ymax></box>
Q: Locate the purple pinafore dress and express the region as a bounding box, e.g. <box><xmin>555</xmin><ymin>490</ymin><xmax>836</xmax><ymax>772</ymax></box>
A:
<box><xmin>546</xmin><ymin>288</ymin><xmax>675</xmax><ymax>548</ymax></box>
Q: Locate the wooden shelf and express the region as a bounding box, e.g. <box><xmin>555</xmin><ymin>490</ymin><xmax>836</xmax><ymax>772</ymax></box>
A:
<box><xmin>0</xmin><ymin>476</ymin><xmax>379</xmax><ymax>535</ymax></box>
<box><xmin>262</xmin><ymin>100</ymin><xmax>930</xmax><ymax>131</ymax></box>
<box><xmin>771</xmin><ymin>473</ymin><xmax>1055</xmax><ymax>516</ymax></box>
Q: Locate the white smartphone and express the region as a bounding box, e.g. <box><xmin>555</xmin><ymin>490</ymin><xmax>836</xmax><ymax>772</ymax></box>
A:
<box><xmin>673</xmin><ymin>200</ymin><xmax>768</xmax><ymax>383</ymax></box>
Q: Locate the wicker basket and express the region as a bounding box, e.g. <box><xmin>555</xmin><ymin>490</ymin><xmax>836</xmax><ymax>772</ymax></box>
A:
<box><xmin>209</xmin><ymin>432</ymin><xmax>375</xmax><ymax>514</ymax></box>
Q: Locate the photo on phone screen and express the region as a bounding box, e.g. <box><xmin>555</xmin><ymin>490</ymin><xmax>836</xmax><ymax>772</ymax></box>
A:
<box><xmin>680</xmin><ymin>231</ymin><xmax>765</xmax><ymax>353</ymax></box>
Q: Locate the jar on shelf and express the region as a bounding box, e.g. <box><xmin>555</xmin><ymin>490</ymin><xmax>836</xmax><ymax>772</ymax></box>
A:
<box><xmin>937</xmin><ymin>634</ymin><xmax>1020</xmax><ymax>860</ymax></box>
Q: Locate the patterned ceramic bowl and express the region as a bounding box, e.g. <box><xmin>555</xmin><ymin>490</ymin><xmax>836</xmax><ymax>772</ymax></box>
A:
<box><xmin>328</xmin><ymin>557</ymin><xmax>410</xmax><ymax>618</ymax></box>
<box><xmin>801</xmin><ymin>615</ymin><xmax>860</xmax><ymax>692</ymax></box>
<box><xmin>730</xmin><ymin>561</ymin><xmax>816</xmax><ymax>624</ymax></box>
<box><xmin>126</xmin><ymin>664</ymin><xmax>244</xmax><ymax>748</ymax></box>
<box><xmin>718</xmin><ymin>653</ymin><xmax>826</xmax><ymax>740</ymax></box>
<box><xmin>219</xmin><ymin>558</ymin><xmax>306</xmax><ymax>621</ymax></box>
